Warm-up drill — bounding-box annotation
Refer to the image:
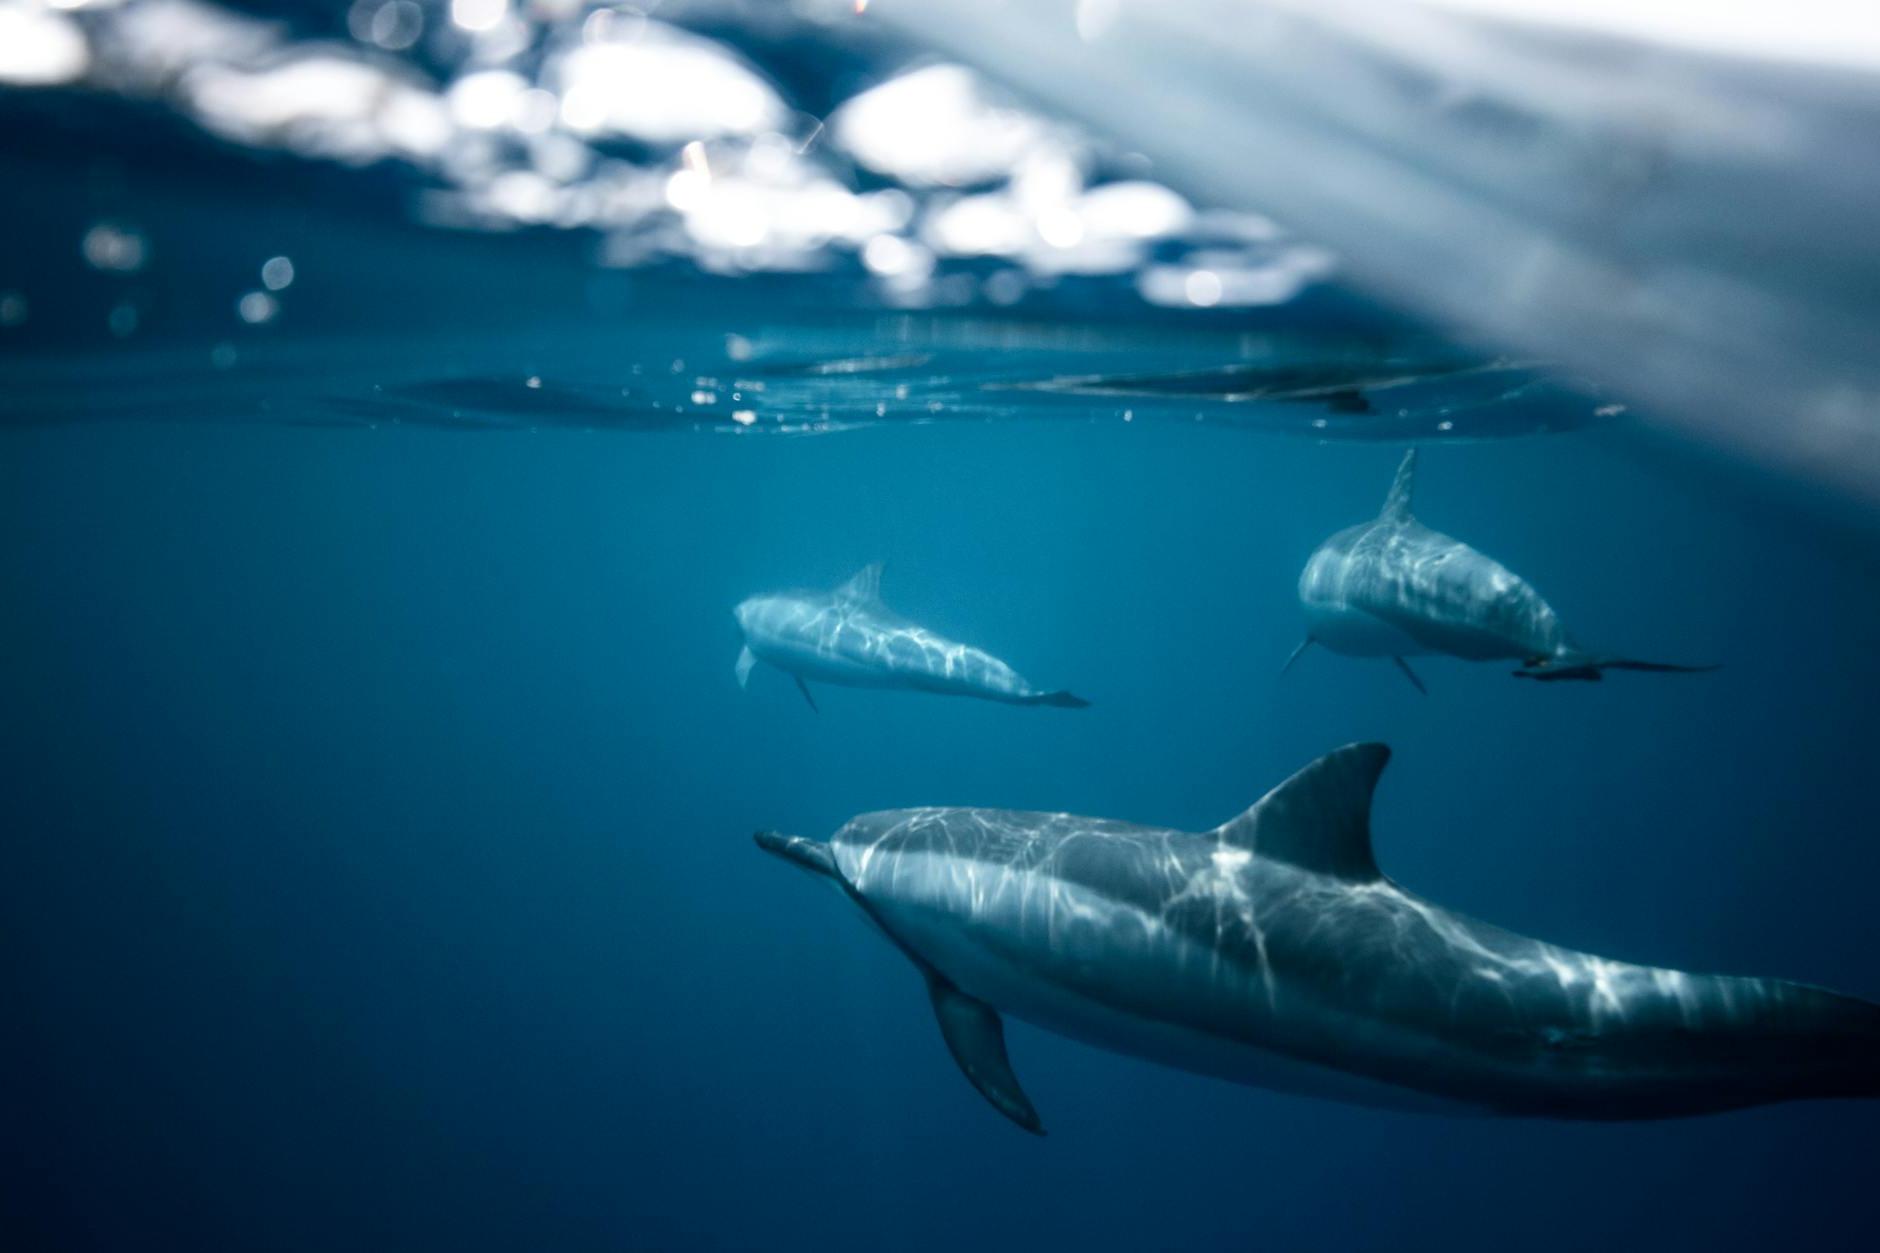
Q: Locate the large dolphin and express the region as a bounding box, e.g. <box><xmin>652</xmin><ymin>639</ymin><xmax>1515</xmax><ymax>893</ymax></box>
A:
<box><xmin>756</xmin><ymin>744</ymin><xmax>1877</xmax><ymax>1133</ymax></box>
<box><xmin>1288</xmin><ymin>450</ymin><xmax>1713</xmax><ymax>688</ymax></box>
<box><xmin>734</xmin><ymin>564</ymin><xmax>1088</xmax><ymax>711</ymax></box>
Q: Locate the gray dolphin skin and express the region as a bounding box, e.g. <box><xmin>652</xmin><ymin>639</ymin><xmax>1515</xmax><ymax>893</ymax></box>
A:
<box><xmin>1289</xmin><ymin>450</ymin><xmax>1714</xmax><ymax>686</ymax></box>
<box><xmin>733</xmin><ymin>564</ymin><xmax>1088</xmax><ymax>711</ymax></box>
<box><xmin>756</xmin><ymin>745</ymin><xmax>1878</xmax><ymax>1134</ymax></box>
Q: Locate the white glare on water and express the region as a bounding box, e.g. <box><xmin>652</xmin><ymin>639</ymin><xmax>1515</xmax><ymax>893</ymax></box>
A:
<box><xmin>186</xmin><ymin>55</ymin><xmax>452</xmax><ymax>163</ymax></box>
<box><xmin>82</xmin><ymin>224</ymin><xmax>147</xmax><ymax>273</ymax></box>
<box><xmin>1035</xmin><ymin>207</ymin><xmax>1084</xmax><ymax>249</ymax></box>
<box><xmin>261</xmin><ymin>256</ymin><xmax>295</xmax><ymax>291</ymax></box>
<box><xmin>1183</xmin><ymin>269</ymin><xmax>1223</xmax><ymax>307</ymax></box>
<box><xmin>450</xmin><ymin>0</ymin><xmax>506</xmax><ymax>34</ymax></box>
<box><xmin>0</xmin><ymin>4</ymin><xmax>90</xmax><ymax>86</ymax></box>
<box><xmin>831</xmin><ymin>64</ymin><xmax>1059</xmax><ymax>187</ymax></box>
<box><xmin>665</xmin><ymin>168</ymin><xmax>709</xmax><ymax>212</ymax></box>
<box><xmin>448</xmin><ymin>70</ymin><xmax>529</xmax><ymax>131</ymax></box>
<box><xmin>237</xmin><ymin>291</ymin><xmax>278</xmax><ymax>324</ymax></box>
<box><xmin>862</xmin><ymin>233</ymin><xmax>927</xmax><ymax>278</ymax></box>
<box><xmin>0</xmin><ymin>0</ymin><xmax>1328</xmax><ymax>303</ymax></box>
<box><xmin>552</xmin><ymin>24</ymin><xmax>787</xmax><ymax>142</ymax></box>
<box><xmin>368</xmin><ymin>1</ymin><xmax>422</xmax><ymax>51</ymax></box>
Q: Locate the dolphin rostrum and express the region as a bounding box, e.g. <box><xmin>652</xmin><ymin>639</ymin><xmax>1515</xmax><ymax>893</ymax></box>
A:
<box><xmin>733</xmin><ymin>564</ymin><xmax>1088</xmax><ymax>711</ymax></box>
<box><xmin>756</xmin><ymin>744</ymin><xmax>1876</xmax><ymax>1133</ymax></box>
<box><xmin>1288</xmin><ymin>449</ymin><xmax>1714</xmax><ymax>686</ymax></box>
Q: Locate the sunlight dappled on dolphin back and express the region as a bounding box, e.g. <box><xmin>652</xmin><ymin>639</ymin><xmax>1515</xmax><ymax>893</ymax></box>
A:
<box><xmin>765</xmin><ymin>746</ymin><xmax>1880</xmax><ymax>1130</ymax></box>
<box><xmin>1292</xmin><ymin>449</ymin><xmax>1718</xmax><ymax>685</ymax></box>
<box><xmin>734</xmin><ymin>564</ymin><xmax>1089</xmax><ymax>710</ymax></box>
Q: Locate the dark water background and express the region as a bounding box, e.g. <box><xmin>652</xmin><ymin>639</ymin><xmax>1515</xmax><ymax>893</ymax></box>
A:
<box><xmin>6</xmin><ymin>365</ymin><xmax>1880</xmax><ymax>1249</ymax></box>
<box><xmin>6</xmin><ymin>27</ymin><xmax>1880</xmax><ymax>1249</ymax></box>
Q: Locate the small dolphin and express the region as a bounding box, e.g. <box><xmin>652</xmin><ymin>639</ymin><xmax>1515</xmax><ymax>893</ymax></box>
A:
<box><xmin>756</xmin><ymin>745</ymin><xmax>1879</xmax><ymax>1133</ymax></box>
<box><xmin>734</xmin><ymin>564</ymin><xmax>1088</xmax><ymax>711</ymax></box>
<box><xmin>1288</xmin><ymin>449</ymin><xmax>1714</xmax><ymax>687</ymax></box>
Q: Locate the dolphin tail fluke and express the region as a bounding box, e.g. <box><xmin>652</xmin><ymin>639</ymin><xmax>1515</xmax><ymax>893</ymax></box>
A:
<box><xmin>927</xmin><ymin>974</ymin><xmax>1045</xmax><ymax>1135</ymax></box>
<box><xmin>1392</xmin><ymin>656</ymin><xmax>1428</xmax><ymax>695</ymax></box>
<box><xmin>1514</xmin><ymin>655</ymin><xmax>1719</xmax><ymax>682</ymax></box>
<box><xmin>1280</xmin><ymin>637</ymin><xmax>1313</xmax><ymax>676</ymax></box>
<box><xmin>793</xmin><ymin>674</ymin><xmax>820</xmax><ymax>712</ymax></box>
<box><xmin>735</xmin><ymin>644</ymin><xmax>757</xmax><ymax>689</ymax></box>
<box><xmin>1019</xmin><ymin>690</ymin><xmax>1090</xmax><ymax>708</ymax></box>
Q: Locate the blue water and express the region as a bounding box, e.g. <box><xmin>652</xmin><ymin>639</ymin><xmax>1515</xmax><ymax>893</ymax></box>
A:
<box><xmin>5</xmin><ymin>387</ymin><xmax>1878</xmax><ymax>1248</ymax></box>
<box><xmin>5</xmin><ymin>12</ymin><xmax>1879</xmax><ymax>1242</ymax></box>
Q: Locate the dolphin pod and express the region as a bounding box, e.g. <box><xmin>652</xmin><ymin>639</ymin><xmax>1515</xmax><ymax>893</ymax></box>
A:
<box><xmin>758</xmin><ymin>744</ymin><xmax>1879</xmax><ymax>1133</ymax></box>
<box><xmin>741</xmin><ymin>454</ymin><xmax>1866</xmax><ymax>1134</ymax></box>
<box><xmin>1287</xmin><ymin>449</ymin><xmax>1715</xmax><ymax>689</ymax></box>
<box><xmin>734</xmin><ymin>563</ymin><xmax>1088</xmax><ymax>712</ymax></box>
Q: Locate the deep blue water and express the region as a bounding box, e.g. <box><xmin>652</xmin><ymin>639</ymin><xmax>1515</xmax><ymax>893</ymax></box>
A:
<box><xmin>5</xmin><ymin>15</ymin><xmax>1880</xmax><ymax>1242</ymax></box>
<box><xmin>5</xmin><ymin>385</ymin><xmax>1879</xmax><ymax>1249</ymax></box>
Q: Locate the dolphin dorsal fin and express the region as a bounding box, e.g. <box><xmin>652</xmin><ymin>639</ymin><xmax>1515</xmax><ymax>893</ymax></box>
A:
<box><xmin>1213</xmin><ymin>743</ymin><xmax>1390</xmax><ymax>881</ymax></box>
<box><xmin>835</xmin><ymin>562</ymin><xmax>884</xmax><ymax>605</ymax></box>
<box><xmin>1380</xmin><ymin>449</ymin><xmax>1417</xmax><ymax>522</ymax></box>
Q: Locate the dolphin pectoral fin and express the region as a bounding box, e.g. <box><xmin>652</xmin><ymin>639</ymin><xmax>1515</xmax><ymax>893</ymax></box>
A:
<box><xmin>735</xmin><ymin>645</ymin><xmax>757</xmax><ymax>690</ymax></box>
<box><xmin>1391</xmin><ymin>656</ymin><xmax>1428</xmax><ymax>695</ymax></box>
<box><xmin>1280</xmin><ymin>638</ymin><xmax>1313</xmax><ymax>676</ymax></box>
<box><xmin>927</xmin><ymin>976</ymin><xmax>1044</xmax><ymax>1136</ymax></box>
<box><xmin>793</xmin><ymin>674</ymin><xmax>820</xmax><ymax>713</ymax></box>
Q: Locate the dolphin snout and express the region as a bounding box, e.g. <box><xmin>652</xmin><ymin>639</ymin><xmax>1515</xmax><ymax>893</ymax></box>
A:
<box><xmin>754</xmin><ymin>830</ymin><xmax>839</xmax><ymax>881</ymax></box>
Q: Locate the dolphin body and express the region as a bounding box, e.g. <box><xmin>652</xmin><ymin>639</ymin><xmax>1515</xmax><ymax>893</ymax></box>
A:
<box><xmin>756</xmin><ymin>745</ymin><xmax>1877</xmax><ymax>1133</ymax></box>
<box><xmin>733</xmin><ymin>564</ymin><xmax>1088</xmax><ymax>711</ymax></box>
<box><xmin>1289</xmin><ymin>450</ymin><xmax>1713</xmax><ymax>687</ymax></box>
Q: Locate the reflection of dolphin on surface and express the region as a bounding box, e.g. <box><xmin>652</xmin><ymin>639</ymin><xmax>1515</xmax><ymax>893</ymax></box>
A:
<box><xmin>757</xmin><ymin>744</ymin><xmax>1879</xmax><ymax>1134</ymax></box>
<box><xmin>733</xmin><ymin>564</ymin><xmax>1088</xmax><ymax>712</ymax></box>
<box><xmin>1288</xmin><ymin>450</ymin><xmax>1715</xmax><ymax>689</ymax></box>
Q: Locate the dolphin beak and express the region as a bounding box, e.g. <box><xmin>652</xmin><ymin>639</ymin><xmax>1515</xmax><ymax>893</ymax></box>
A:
<box><xmin>754</xmin><ymin>830</ymin><xmax>839</xmax><ymax>881</ymax></box>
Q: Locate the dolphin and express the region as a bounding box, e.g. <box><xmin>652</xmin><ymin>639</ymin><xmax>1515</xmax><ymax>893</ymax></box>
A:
<box><xmin>733</xmin><ymin>564</ymin><xmax>1088</xmax><ymax>711</ymax></box>
<box><xmin>756</xmin><ymin>744</ymin><xmax>1878</xmax><ymax>1133</ymax></box>
<box><xmin>1288</xmin><ymin>449</ymin><xmax>1714</xmax><ymax>687</ymax></box>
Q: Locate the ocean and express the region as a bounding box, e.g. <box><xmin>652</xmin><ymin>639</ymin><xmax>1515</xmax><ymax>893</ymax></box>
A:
<box><xmin>4</xmin><ymin>4</ymin><xmax>1878</xmax><ymax>1250</ymax></box>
